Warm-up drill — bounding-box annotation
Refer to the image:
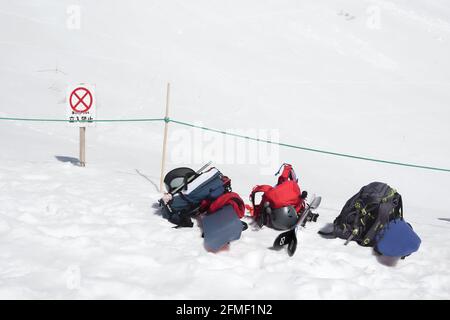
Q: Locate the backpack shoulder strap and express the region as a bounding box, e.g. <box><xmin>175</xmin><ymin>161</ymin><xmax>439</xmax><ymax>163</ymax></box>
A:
<box><xmin>208</xmin><ymin>192</ymin><xmax>245</xmax><ymax>218</ymax></box>
<box><xmin>250</xmin><ymin>185</ymin><xmax>272</xmax><ymax>207</ymax></box>
<box><xmin>276</xmin><ymin>163</ymin><xmax>298</xmax><ymax>185</ymax></box>
<box><xmin>397</xmin><ymin>194</ymin><xmax>403</xmax><ymax>218</ymax></box>
<box><xmin>361</xmin><ymin>188</ymin><xmax>399</xmax><ymax>245</ymax></box>
<box><xmin>249</xmin><ymin>185</ymin><xmax>272</xmax><ymax>223</ymax></box>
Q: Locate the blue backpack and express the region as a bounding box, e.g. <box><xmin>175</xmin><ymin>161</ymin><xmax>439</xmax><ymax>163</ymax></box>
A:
<box><xmin>162</xmin><ymin>167</ymin><xmax>229</xmax><ymax>227</ymax></box>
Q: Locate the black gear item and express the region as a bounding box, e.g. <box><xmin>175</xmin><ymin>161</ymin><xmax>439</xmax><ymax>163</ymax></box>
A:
<box><xmin>163</xmin><ymin>167</ymin><xmax>196</xmax><ymax>193</ymax></box>
<box><xmin>269</xmin><ymin>205</ymin><xmax>299</xmax><ymax>230</ymax></box>
<box><xmin>325</xmin><ymin>182</ymin><xmax>403</xmax><ymax>246</ymax></box>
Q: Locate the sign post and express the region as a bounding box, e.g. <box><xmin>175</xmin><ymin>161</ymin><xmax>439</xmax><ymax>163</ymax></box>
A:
<box><xmin>80</xmin><ymin>127</ymin><xmax>86</xmax><ymax>167</ymax></box>
<box><xmin>67</xmin><ymin>84</ymin><xmax>96</xmax><ymax>167</ymax></box>
<box><xmin>160</xmin><ymin>83</ymin><xmax>170</xmax><ymax>192</ymax></box>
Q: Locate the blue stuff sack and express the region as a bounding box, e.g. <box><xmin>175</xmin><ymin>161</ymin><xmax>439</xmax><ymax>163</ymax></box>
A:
<box><xmin>375</xmin><ymin>219</ymin><xmax>421</xmax><ymax>257</ymax></box>
<box><xmin>202</xmin><ymin>205</ymin><xmax>243</xmax><ymax>252</ymax></box>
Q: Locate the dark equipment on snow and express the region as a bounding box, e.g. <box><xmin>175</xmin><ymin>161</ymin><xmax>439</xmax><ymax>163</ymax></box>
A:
<box><xmin>164</xmin><ymin>161</ymin><xmax>212</xmax><ymax>196</ymax></box>
<box><xmin>202</xmin><ymin>192</ymin><xmax>246</xmax><ymax>252</ymax></box>
<box><xmin>318</xmin><ymin>182</ymin><xmax>421</xmax><ymax>259</ymax></box>
<box><xmin>318</xmin><ymin>182</ymin><xmax>402</xmax><ymax>246</ymax></box>
<box><xmin>164</xmin><ymin>167</ymin><xmax>196</xmax><ymax>193</ymax></box>
<box><xmin>250</xmin><ymin>164</ymin><xmax>312</xmax><ymax>230</ymax></box>
<box><xmin>273</xmin><ymin>195</ymin><xmax>322</xmax><ymax>256</ymax></box>
<box><xmin>159</xmin><ymin>163</ymin><xmax>247</xmax><ymax>252</ymax></box>
<box><xmin>160</xmin><ymin>162</ymin><xmax>230</xmax><ymax>228</ymax></box>
<box><xmin>266</xmin><ymin>204</ymin><xmax>299</xmax><ymax>231</ymax></box>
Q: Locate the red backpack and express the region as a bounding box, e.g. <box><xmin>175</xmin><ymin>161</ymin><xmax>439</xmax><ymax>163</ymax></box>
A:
<box><xmin>250</xmin><ymin>164</ymin><xmax>305</xmax><ymax>226</ymax></box>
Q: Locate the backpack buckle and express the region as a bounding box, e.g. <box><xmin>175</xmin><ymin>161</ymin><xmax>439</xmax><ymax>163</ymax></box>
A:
<box><xmin>344</xmin><ymin>228</ymin><xmax>359</xmax><ymax>246</ymax></box>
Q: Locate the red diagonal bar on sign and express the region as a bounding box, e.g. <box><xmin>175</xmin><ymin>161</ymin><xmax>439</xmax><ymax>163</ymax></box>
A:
<box><xmin>73</xmin><ymin>90</ymin><xmax>90</xmax><ymax>109</ymax></box>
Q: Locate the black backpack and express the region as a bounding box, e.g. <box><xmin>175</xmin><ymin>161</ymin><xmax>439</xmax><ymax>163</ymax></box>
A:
<box><xmin>321</xmin><ymin>182</ymin><xmax>403</xmax><ymax>246</ymax></box>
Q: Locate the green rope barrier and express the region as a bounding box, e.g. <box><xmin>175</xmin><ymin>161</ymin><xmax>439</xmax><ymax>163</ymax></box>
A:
<box><xmin>168</xmin><ymin>119</ymin><xmax>450</xmax><ymax>173</ymax></box>
<box><xmin>95</xmin><ymin>118</ymin><xmax>165</xmax><ymax>122</ymax></box>
<box><xmin>1</xmin><ymin>116</ymin><xmax>448</xmax><ymax>173</ymax></box>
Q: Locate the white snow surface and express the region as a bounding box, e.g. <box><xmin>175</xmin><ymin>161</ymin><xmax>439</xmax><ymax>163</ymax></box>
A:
<box><xmin>0</xmin><ymin>0</ymin><xmax>450</xmax><ymax>299</ymax></box>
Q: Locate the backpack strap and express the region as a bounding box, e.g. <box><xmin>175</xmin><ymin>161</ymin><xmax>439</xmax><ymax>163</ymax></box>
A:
<box><xmin>167</xmin><ymin>209</ymin><xmax>195</xmax><ymax>228</ymax></box>
<box><xmin>249</xmin><ymin>185</ymin><xmax>272</xmax><ymax>226</ymax></box>
<box><xmin>397</xmin><ymin>195</ymin><xmax>403</xmax><ymax>218</ymax></box>
<box><xmin>361</xmin><ymin>189</ymin><xmax>399</xmax><ymax>246</ymax></box>
<box><xmin>208</xmin><ymin>192</ymin><xmax>245</xmax><ymax>218</ymax></box>
<box><xmin>342</xmin><ymin>186</ymin><xmax>380</xmax><ymax>245</ymax></box>
<box><xmin>250</xmin><ymin>185</ymin><xmax>272</xmax><ymax>211</ymax></box>
<box><xmin>275</xmin><ymin>163</ymin><xmax>298</xmax><ymax>185</ymax></box>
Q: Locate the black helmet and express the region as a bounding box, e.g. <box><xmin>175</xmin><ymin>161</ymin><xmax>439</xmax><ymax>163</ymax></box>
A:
<box><xmin>163</xmin><ymin>167</ymin><xmax>196</xmax><ymax>192</ymax></box>
<box><xmin>264</xmin><ymin>203</ymin><xmax>299</xmax><ymax>230</ymax></box>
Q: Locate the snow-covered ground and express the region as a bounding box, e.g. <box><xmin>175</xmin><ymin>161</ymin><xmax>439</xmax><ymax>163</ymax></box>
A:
<box><xmin>0</xmin><ymin>0</ymin><xmax>449</xmax><ymax>299</ymax></box>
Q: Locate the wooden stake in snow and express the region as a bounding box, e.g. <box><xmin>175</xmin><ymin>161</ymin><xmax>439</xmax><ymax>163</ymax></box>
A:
<box><xmin>80</xmin><ymin>127</ymin><xmax>86</xmax><ymax>167</ymax></box>
<box><xmin>159</xmin><ymin>83</ymin><xmax>170</xmax><ymax>192</ymax></box>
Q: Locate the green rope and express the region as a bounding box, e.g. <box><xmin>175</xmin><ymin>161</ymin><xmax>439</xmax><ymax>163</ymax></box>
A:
<box><xmin>1</xmin><ymin>116</ymin><xmax>449</xmax><ymax>173</ymax></box>
<box><xmin>168</xmin><ymin>119</ymin><xmax>450</xmax><ymax>173</ymax></box>
<box><xmin>95</xmin><ymin>118</ymin><xmax>165</xmax><ymax>122</ymax></box>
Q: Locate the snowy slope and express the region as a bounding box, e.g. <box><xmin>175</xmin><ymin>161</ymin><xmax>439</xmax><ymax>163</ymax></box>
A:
<box><xmin>0</xmin><ymin>0</ymin><xmax>449</xmax><ymax>299</ymax></box>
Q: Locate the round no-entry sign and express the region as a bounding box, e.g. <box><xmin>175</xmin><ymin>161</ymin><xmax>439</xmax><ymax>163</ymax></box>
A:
<box><xmin>69</xmin><ymin>87</ymin><xmax>93</xmax><ymax>113</ymax></box>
